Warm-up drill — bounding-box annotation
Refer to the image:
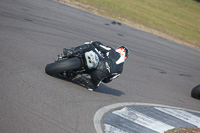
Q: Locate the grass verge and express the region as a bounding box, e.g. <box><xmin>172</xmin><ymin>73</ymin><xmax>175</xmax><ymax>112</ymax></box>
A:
<box><xmin>60</xmin><ymin>0</ymin><xmax>200</xmax><ymax>50</ymax></box>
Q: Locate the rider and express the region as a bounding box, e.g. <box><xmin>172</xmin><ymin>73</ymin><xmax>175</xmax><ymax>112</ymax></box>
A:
<box><xmin>63</xmin><ymin>41</ymin><xmax>129</xmax><ymax>91</ymax></box>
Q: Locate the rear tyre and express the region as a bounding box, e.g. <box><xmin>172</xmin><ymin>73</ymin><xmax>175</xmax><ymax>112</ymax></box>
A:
<box><xmin>45</xmin><ymin>57</ymin><xmax>81</xmax><ymax>75</ymax></box>
<box><xmin>191</xmin><ymin>84</ymin><xmax>200</xmax><ymax>99</ymax></box>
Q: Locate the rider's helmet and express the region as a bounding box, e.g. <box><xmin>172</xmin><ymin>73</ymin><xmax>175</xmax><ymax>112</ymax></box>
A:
<box><xmin>115</xmin><ymin>46</ymin><xmax>129</xmax><ymax>60</ymax></box>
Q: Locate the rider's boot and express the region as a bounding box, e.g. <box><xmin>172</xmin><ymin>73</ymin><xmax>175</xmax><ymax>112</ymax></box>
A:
<box><xmin>63</xmin><ymin>44</ymin><xmax>90</xmax><ymax>57</ymax></box>
<box><xmin>63</xmin><ymin>48</ymin><xmax>74</xmax><ymax>57</ymax></box>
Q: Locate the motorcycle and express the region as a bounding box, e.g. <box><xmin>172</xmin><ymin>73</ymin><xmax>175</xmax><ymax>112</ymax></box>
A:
<box><xmin>45</xmin><ymin>50</ymin><xmax>99</xmax><ymax>80</ymax></box>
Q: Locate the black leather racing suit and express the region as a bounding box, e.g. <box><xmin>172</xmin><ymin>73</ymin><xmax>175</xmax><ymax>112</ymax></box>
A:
<box><xmin>71</xmin><ymin>41</ymin><xmax>124</xmax><ymax>90</ymax></box>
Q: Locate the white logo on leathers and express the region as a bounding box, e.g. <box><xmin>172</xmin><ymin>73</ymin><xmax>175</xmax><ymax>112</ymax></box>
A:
<box><xmin>105</xmin><ymin>62</ymin><xmax>111</xmax><ymax>73</ymax></box>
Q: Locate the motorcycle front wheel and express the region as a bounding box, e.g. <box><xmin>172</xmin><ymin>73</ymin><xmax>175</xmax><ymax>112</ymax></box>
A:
<box><xmin>45</xmin><ymin>57</ymin><xmax>81</xmax><ymax>75</ymax></box>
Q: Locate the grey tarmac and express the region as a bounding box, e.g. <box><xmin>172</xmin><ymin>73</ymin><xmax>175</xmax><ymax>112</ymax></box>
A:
<box><xmin>0</xmin><ymin>0</ymin><xmax>200</xmax><ymax>133</ymax></box>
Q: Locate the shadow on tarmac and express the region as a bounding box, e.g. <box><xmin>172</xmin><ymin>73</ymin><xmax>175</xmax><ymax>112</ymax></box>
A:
<box><xmin>96</xmin><ymin>84</ymin><xmax>125</xmax><ymax>96</ymax></box>
<box><xmin>46</xmin><ymin>73</ymin><xmax>125</xmax><ymax>96</ymax></box>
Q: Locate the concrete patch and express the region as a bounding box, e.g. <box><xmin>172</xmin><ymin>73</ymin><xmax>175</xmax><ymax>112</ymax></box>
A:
<box><xmin>94</xmin><ymin>103</ymin><xmax>200</xmax><ymax>133</ymax></box>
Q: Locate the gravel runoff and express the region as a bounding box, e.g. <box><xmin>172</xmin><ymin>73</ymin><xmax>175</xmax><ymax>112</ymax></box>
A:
<box><xmin>165</xmin><ymin>127</ymin><xmax>200</xmax><ymax>133</ymax></box>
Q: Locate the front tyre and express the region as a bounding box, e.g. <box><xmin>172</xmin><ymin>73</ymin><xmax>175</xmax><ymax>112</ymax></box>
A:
<box><xmin>45</xmin><ymin>57</ymin><xmax>81</xmax><ymax>75</ymax></box>
<box><xmin>191</xmin><ymin>84</ymin><xmax>200</xmax><ymax>100</ymax></box>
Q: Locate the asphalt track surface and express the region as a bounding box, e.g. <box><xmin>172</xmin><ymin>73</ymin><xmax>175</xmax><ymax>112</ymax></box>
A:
<box><xmin>0</xmin><ymin>0</ymin><xmax>200</xmax><ymax>133</ymax></box>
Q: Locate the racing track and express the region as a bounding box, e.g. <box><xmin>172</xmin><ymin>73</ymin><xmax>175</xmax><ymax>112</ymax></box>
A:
<box><xmin>0</xmin><ymin>0</ymin><xmax>200</xmax><ymax>133</ymax></box>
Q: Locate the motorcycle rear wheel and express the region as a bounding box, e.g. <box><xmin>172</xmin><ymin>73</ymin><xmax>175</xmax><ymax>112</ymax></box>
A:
<box><xmin>45</xmin><ymin>57</ymin><xmax>81</xmax><ymax>75</ymax></box>
<box><xmin>191</xmin><ymin>84</ymin><xmax>200</xmax><ymax>99</ymax></box>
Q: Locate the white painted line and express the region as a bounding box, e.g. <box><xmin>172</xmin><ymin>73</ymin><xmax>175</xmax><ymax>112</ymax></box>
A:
<box><xmin>113</xmin><ymin>107</ymin><xmax>174</xmax><ymax>133</ymax></box>
<box><xmin>155</xmin><ymin>107</ymin><xmax>200</xmax><ymax>127</ymax></box>
<box><xmin>104</xmin><ymin>124</ymin><xmax>128</xmax><ymax>133</ymax></box>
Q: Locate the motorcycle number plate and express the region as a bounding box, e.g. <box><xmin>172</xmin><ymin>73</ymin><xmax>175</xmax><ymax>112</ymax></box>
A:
<box><xmin>85</xmin><ymin>51</ymin><xmax>99</xmax><ymax>69</ymax></box>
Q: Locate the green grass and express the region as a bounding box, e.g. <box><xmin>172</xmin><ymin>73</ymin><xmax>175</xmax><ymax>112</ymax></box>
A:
<box><xmin>62</xmin><ymin>0</ymin><xmax>200</xmax><ymax>48</ymax></box>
